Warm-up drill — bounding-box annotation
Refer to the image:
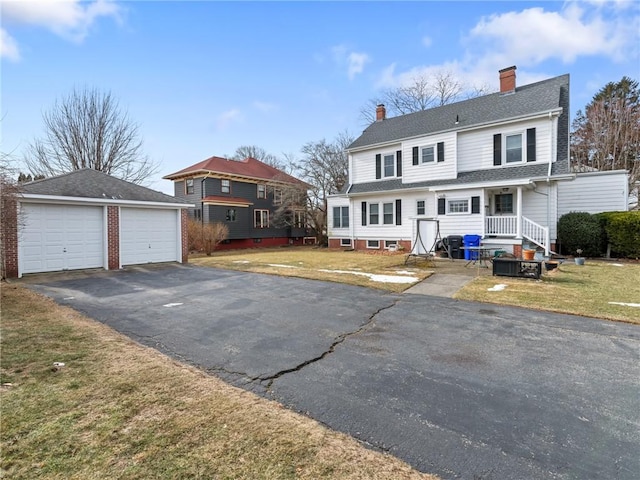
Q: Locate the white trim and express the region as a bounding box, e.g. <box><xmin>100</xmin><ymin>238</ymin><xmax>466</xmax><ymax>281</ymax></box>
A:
<box><xmin>20</xmin><ymin>193</ymin><xmax>193</xmax><ymax>209</ymax></box>
<box><xmin>366</xmin><ymin>239</ymin><xmax>380</xmax><ymax>249</ymax></box>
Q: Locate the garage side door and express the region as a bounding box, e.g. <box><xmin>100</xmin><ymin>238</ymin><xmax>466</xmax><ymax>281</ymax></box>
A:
<box><xmin>20</xmin><ymin>204</ymin><xmax>104</xmax><ymax>274</ymax></box>
<box><xmin>120</xmin><ymin>208</ymin><xmax>178</xmax><ymax>266</ymax></box>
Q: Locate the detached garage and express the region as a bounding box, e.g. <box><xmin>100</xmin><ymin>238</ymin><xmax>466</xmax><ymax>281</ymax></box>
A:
<box><xmin>3</xmin><ymin>169</ymin><xmax>192</xmax><ymax>278</ymax></box>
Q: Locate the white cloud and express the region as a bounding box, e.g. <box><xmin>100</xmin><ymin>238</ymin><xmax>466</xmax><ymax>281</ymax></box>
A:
<box><xmin>468</xmin><ymin>4</ymin><xmax>637</xmax><ymax>65</ymax></box>
<box><xmin>1</xmin><ymin>0</ymin><xmax>122</xmax><ymax>56</ymax></box>
<box><xmin>0</xmin><ymin>28</ymin><xmax>20</xmax><ymax>61</ymax></box>
<box><xmin>331</xmin><ymin>44</ymin><xmax>370</xmax><ymax>80</ymax></box>
<box><xmin>216</xmin><ymin>109</ymin><xmax>242</xmax><ymax>130</ymax></box>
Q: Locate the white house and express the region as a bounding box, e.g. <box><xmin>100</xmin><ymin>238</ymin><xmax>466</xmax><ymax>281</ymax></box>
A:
<box><xmin>327</xmin><ymin>66</ymin><xmax>628</xmax><ymax>257</ymax></box>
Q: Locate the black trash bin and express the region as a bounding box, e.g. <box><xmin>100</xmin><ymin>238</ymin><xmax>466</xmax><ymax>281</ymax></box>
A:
<box><xmin>446</xmin><ymin>235</ymin><xmax>464</xmax><ymax>259</ymax></box>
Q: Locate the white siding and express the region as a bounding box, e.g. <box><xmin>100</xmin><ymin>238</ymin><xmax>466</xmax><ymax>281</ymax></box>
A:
<box><xmin>327</xmin><ymin>197</ymin><xmax>351</xmax><ymax>238</ymax></box>
<box><xmin>402</xmin><ymin>132</ymin><xmax>457</xmax><ymax>184</ymax></box>
<box><xmin>351</xmin><ymin>143</ymin><xmax>401</xmax><ymax>184</ymax></box>
<box><xmin>558</xmin><ymin>171</ymin><xmax>629</xmax><ymax>215</ymax></box>
<box><xmin>457</xmin><ymin>117</ymin><xmax>553</xmax><ymax>172</ymax></box>
<box><xmin>436</xmin><ymin>188</ymin><xmax>485</xmax><ymax>239</ymax></box>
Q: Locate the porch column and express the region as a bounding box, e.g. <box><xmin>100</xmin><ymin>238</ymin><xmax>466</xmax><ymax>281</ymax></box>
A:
<box><xmin>516</xmin><ymin>186</ymin><xmax>522</xmax><ymax>239</ymax></box>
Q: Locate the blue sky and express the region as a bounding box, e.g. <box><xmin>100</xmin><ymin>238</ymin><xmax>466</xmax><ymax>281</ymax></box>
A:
<box><xmin>2</xmin><ymin>0</ymin><xmax>639</xmax><ymax>194</ymax></box>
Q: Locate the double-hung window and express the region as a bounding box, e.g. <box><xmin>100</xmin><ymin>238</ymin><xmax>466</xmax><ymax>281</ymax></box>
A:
<box><xmin>294</xmin><ymin>211</ymin><xmax>306</xmax><ymax>228</ymax></box>
<box><xmin>422</xmin><ymin>146</ymin><xmax>435</xmax><ymax>163</ymax></box>
<box><xmin>254</xmin><ymin>209</ymin><xmax>269</xmax><ymax>228</ymax></box>
<box><xmin>383</xmin><ymin>202</ymin><xmax>394</xmax><ymax>224</ymax></box>
<box><xmin>416</xmin><ymin>200</ymin><xmax>426</xmax><ymax>215</ymax></box>
<box><xmin>383</xmin><ymin>154</ymin><xmax>395</xmax><ymax>177</ymax></box>
<box><xmin>257</xmin><ymin>184</ymin><xmax>266</xmax><ymax>199</ymax></box>
<box><xmin>226</xmin><ymin>209</ymin><xmax>237</xmax><ymax>222</ymax></box>
<box><xmin>369</xmin><ymin>203</ymin><xmax>379</xmax><ymax>225</ymax></box>
<box><xmin>185</xmin><ymin>178</ymin><xmax>194</xmax><ymax>194</ymax></box>
<box><xmin>505</xmin><ymin>134</ymin><xmax>523</xmax><ymax>163</ymax></box>
<box><xmin>273</xmin><ymin>189</ymin><xmax>282</xmax><ymax>205</ymax></box>
<box><xmin>221</xmin><ymin>179</ymin><xmax>231</xmax><ymax>193</ymax></box>
<box><xmin>333</xmin><ymin>206</ymin><xmax>349</xmax><ymax>228</ymax></box>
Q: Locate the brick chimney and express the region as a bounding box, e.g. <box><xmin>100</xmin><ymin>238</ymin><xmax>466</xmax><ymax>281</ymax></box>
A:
<box><xmin>376</xmin><ymin>104</ymin><xmax>386</xmax><ymax>121</ymax></box>
<box><xmin>499</xmin><ymin>66</ymin><xmax>517</xmax><ymax>93</ymax></box>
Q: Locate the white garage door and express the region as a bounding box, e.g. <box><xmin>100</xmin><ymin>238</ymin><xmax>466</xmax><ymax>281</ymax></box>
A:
<box><xmin>120</xmin><ymin>208</ymin><xmax>178</xmax><ymax>266</ymax></box>
<box><xmin>20</xmin><ymin>203</ymin><xmax>104</xmax><ymax>274</ymax></box>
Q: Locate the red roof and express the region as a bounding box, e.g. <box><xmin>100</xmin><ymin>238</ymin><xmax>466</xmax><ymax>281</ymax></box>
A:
<box><xmin>164</xmin><ymin>156</ymin><xmax>307</xmax><ymax>186</ymax></box>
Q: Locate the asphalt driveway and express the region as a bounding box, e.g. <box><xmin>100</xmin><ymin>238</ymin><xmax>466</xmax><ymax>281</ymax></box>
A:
<box><xmin>26</xmin><ymin>264</ymin><xmax>640</xmax><ymax>479</ymax></box>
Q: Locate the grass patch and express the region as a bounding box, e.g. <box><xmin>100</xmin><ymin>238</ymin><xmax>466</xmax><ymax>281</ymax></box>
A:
<box><xmin>191</xmin><ymin>247</ymin><xmax>433</xmax><ymax>293</ymax></box>
<box><xmin>455</xmin><ymin>261</ymin><xmax>640</xmax><ymax>324</ymax></box>
<box><xmin>0</xmin><ymin>284</ymin><xmax>436</xmax><ymax>480</ymax></box>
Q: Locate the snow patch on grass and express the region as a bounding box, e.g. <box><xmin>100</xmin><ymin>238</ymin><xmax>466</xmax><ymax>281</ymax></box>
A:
<box><xmin>487</xmin><ymin>284</ymin><xmax>507</xmax><ymax>292</ymax></box>
<box><xmin>268</xmin><ymin>264</ymin><xmax>298</xmax><ymax>269</ymax></box>
<box><xmin>318</xmin><ymin>269</ymin><xmax>418</xmax><ymax>284</ymax></box>
<box><xmin>232</xmin><ymin>260</ymin><xmax>251</xmax><ymax>264</ymax></box>
<box><xmin>608</xmin><ymin>302</ymin><xmax>640</xmax><ymax>308</ymax></box>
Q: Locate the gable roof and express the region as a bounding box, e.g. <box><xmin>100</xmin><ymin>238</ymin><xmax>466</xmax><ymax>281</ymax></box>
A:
<box><xmin>349</xmin><ymin>74</ymin><xmax>569</xmax><ymax>150</ymax></box>
<box><xmin>21</xmin><ymin>168</ymin><xmax>188</xmax><ymax>204</ymax></box>
<box><xmin>164</xmin><ymin>156</ymin><xmax>309</xmax><ymax>187</ymax></box>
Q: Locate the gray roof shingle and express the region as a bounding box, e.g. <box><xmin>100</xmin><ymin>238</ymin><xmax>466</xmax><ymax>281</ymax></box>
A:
<box><xmin>22</xmin><ymin>169</ymin><xmax>188</xmax><ymax>204</ymax></box>
<box><xmin>350</xmin><ymin>74</ymin><xmax>569</xmax><ymax>150</ymax></box>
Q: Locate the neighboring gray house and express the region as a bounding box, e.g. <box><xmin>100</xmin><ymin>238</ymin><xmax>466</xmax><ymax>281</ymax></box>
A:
<box><xmin>327</xmin><ymin>66</ymin><xmax>628</xmax><ymax>256</ymax></box>
<box><xmin>3</xmin><ymin>169</ymin><xmax>192</xmax><ymax>278</ymax></box>
<box><xmin>164</xmin><ymin>156</ymin><xmax>312</xmax><ymax>249</ymax></box>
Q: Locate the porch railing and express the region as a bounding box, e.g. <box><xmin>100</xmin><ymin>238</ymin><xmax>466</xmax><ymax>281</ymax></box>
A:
<box><xmin>522</xmin><ymin>216</ymin><xmax>550</xmax><ymax>254</ymax></box>
<box><xmin>485</xmin><ymin>216</ymin><xmax>517</xmax><ymax>236</ymax></box>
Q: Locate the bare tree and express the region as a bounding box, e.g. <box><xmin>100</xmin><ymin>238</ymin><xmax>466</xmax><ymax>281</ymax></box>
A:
<box><xmin>231</xmin><ymin>145</ymin><xmax>293</xmax><ymax>173</ymax></box>
<box><xmin>25</xmin><ymin>87</ymin><xmax>158</xmax><ymax>185</ymax></box>
<box><xmin>359</xmin><ymin>70</ymin><xmax>489</xmax><ymax>124</ymax></box>
<box><xmin>292</xmin><ymin>131</ymin><xmax>354</xmax><ymax>244</ymax></box>
<box><xmin>571</xmin><ymin>77</ymin><xmax>640</xmax><ymax>205</ymax></box>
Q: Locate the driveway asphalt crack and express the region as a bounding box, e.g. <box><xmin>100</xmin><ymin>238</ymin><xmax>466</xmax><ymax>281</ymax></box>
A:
<box><xmin>260</xmin><ymin>298</ymin><xmax>399</xmax><ymax>390</ymax></box>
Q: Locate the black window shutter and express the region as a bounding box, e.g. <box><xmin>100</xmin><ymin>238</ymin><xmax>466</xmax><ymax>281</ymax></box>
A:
<box><xmin>437</xmin><ymin>198</ymin><xmax>446</xmax><ymax>215</ymax></box>
<box><xmin>396</xmin><ymin>150</ymin><xmax>402</xmax><ymax>177</ymax></box>
<box><xmin>395</xmin><ymin>199</ymin><xmax>402</xmax><ymax>225</ymax></box>
<box><xmin>412</xmin><ymin>146</ymin><xmax>419</xmax><ymax>166</ymax></box>
<box><xmin>527</xmin><ymin>128</ymin><xmax>536</xmax><ymax>162</ymax></box>
<box><xmin>361</xmin><ymin>201</ymin><xmax>367</xmax><ymax>226</ymax></box>
<box><xmin>493</xmin><ymin>134</ymin><xmax>502</xmax><ymax>166</ymax></box>
<box><xmin>437</xmin><ymin>142</ymin><xmax>445</xmax><ymax>162</ymax></box>
<box><xmin>375</xmin><ymin>154</ymin><xmax>381</xmax><ymax>179</ymax></box>
<box><xmin>471</xmin><ymin>196</ymin><xmax>480</xmax><ymax>214</ymax></box>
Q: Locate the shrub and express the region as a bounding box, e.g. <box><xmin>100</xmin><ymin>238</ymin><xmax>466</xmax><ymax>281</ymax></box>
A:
<box><xmin>187</xmin><ymin>219</ymin><xmax>229</xmax><ymax>255</ymax></box>
<box><xmin>557</xmin><ymin>212</ymin><xmax>603</xmax><ymax>257</ymax></box>
<box><xmin>604</xmin><ymin>211</ymin><xmax>640</xmax><ymax>258</ymax></box>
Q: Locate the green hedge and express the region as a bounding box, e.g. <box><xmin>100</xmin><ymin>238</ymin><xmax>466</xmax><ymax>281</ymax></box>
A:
<box><xmin>597</xmin><ymin>211</ymin><xmax>640</xmax><ymax>258</ymax></box>
<box><xmin>557</xmin><ymin>212</ymin><xmax>603</xmax><ymax>257</ymax></box>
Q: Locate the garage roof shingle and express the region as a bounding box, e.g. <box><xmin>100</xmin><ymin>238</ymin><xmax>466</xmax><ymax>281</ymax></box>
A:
<box><xmin>22</xmin><ymin>169</ymin><xmax>187</xmax><ymax>204</ymax></box>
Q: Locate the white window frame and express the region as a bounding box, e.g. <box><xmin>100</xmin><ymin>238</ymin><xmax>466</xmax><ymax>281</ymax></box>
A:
<box><xmin>226</xmin><ymin>208</ymin><xmax>237</xmax><ymax>222</ymax></box>
<box><xmin>369</xmin><ymin>203</ymin><xmax>380</xmax><ymax>225</ymax></box>
<box><xmin>340</xmin><ymin>238</ymin><xmax>352</xmax><ymax>247</ymax></box>
<box><xmin>366</xmin><ymin>239</ymin><xmax>380</xmax><ymax>249</ymax></box>
<box><xmin>257</xmin><ymin>184</ymin><xmax>266</xmax><ymax>199</ymax></box>
<box><xmin>273</xmin><ymin>188</ymin><xmax>283</xmax><ymax>205</ymax></box>
<box><xmin>504</xmin><ymin>132</ymin><xmax>524</xmax><ymax>164</ymax></box>
<box><xmin>185</xmin><ymin>178</ymin><xmax>194</xmax><ymax>195</ymax></box>
<box><xmin>254</xmin><ymin>209</ymin><xmax>269</xmax><ymax>228</ymax></box>
<box><xmin>294</xmin><ymin>210</ymin><xmax>306</xmax><ymax>228</ymax></box>
<box><xmin>333</xmin><ymin>206</ymin><xmax>349</xmax><ymax>229</ymax></box>
<box><xmin>447</xmin><ymin>198</ymin><xmax>470</xmax><ymax>215</ymax></box>
<box><xmin>416</xmin><ymin>200</ymin><xmax>426</xmax><ymax>216</ymax></box>
<box><xmin>383</xmin><ymin>153</ymin><xmax>395</xmax><ymax>177</ymax></box>
<box><xmin>382</xmin><ymin>202</ymin><xmax>394</xmax><ymax>225</ymax></box>
<box><xmin>384</xmin><ymin>240</ymin><xmax>398</xmax><ymax>249</ymax></box>
<box><xmin>421</xmin><ymin>145</ymin><xmax>435</xmax><ymax>163</ymax></box>
<box><xmin>221</xmin><ymin>179</ymin><xmax>231</xmax><ymax>193</ymax></box>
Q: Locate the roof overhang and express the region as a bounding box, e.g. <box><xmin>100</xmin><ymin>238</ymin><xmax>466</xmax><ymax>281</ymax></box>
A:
<box><xmin>19</xmin><ymin>194</ymin><xmax>193</xmax><ymax>209</ymax></box>
<box><xmin>163</xmin><ymin>169</ymin><xmax>310</xmax><ymax>189</ymax></box>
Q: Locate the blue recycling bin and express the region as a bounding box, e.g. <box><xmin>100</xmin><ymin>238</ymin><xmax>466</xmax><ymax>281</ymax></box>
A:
<box><xmin>463</xmin><ymin>234</ymin><xmax>482</xmax><ymax>260</ymax></box>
